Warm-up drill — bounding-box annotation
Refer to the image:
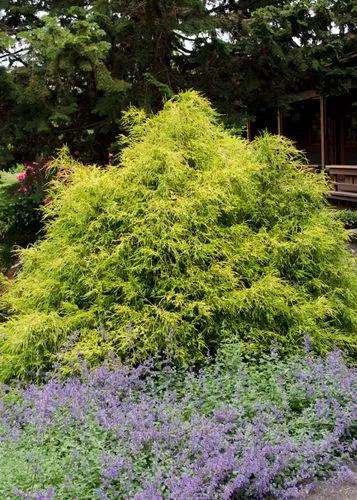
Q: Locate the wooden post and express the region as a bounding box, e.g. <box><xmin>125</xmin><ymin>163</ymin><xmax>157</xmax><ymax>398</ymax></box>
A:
<box><xmin>246</xmin><ymin>120</ymin><xmax>252</xmax><ymax>141</ymax></box>
<box><xmin>277</xmin><ymin>110</ymin><xmax>283</xmax><ymax>135</ymax></box>
<box><xmin>320</xmin><ymin>96</ymin><xmax>326</xmax><ymax>168</ymax></box>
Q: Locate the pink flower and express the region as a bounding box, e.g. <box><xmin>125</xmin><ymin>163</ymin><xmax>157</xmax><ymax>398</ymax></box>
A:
<box><xmin>16</xmin><ymin>172</ymin><xmax>27</xmax><ymax>182</ymax></box>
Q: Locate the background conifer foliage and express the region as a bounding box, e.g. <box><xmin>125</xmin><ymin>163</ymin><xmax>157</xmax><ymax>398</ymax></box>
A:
<box><xmin>0</xmin><ymin>0</ymin><xmax>356</xmax><ymax>165</ymax></box>
<box><xmin>0</xmin><ymin>92</ymin><xmax>356</xmax><ymax>381</ymax></box>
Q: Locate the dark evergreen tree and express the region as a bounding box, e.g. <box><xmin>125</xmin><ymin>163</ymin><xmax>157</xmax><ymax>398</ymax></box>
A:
<box><xmin>0</xmin><ymin>1</ymin><xmax>209</xmax><ymax>164</ymax></box>
<box><xmin>0</xmin><ymin>0</ymin><xmax>355</xmax><ymax>165</ymax></box>
<box><xmin>195</xmin><ymin>0</ymin><xmax>357</xmax><ymax>123</ymax></box>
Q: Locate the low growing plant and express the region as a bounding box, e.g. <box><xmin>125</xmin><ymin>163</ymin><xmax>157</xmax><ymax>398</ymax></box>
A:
<box><xmin>0</xmin><ymin>347</ymin><xmax>355</xmax><ymax>498</ymax></box>
<box><xmin>0</xmin><ymin>91</ymin><xmax>356</xmax><ymax>380</ymax></box>
<box><xmin>337</xmin><ymin>208</ymin><xmax>357</xmax><ymax>229</ymax></box>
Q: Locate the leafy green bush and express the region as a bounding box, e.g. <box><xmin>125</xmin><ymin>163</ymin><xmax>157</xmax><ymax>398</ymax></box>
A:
<box><xmin>0</xmin><ymin>166</ymin><xmax>44</xmax><ymax>271</ymax></box>
<box><xmin>0</xmin><ymin>91</ymin><xmax>356</xmax><ymax>380</ymax></box>
<box><xmin>336</xmin><ymin>208</ymin><xmax>357</xmax><ymax>229</ymax></box>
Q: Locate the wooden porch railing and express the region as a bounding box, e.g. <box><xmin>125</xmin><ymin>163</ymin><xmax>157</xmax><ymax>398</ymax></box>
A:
<box><xmin>325</xmin><ymin>165</ymin><xmax>357</xmax><ymax>202</ymax></box>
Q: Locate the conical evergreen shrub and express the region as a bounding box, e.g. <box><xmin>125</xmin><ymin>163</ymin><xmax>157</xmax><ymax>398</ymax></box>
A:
<box><xmin>0</xmin><ymin>91</ymin><xmax>356</xmax><ymax>380</ymax></box>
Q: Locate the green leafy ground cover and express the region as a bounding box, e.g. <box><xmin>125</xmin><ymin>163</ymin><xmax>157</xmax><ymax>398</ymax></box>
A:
<box><xmin>0</xmin><ymin>92</ymin><xmax>356</xmax><ymax>381</ymax></box>
<box><xmin>0</xmin><ymin>345</ymin><xmax>355</xmax><ymax>498</ymax></box>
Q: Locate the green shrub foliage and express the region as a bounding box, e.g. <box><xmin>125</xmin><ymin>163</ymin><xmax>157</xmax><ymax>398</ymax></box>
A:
<box><xmin>0</xmin><ymin>168</ymin><xmax>43</xmax><ymax>271</ymax></box>
<box><xmin>0</xmin><ymin>91</ymin><xmax>356</xmax><ymax>380</ymax></box>
<box><xmin>337</xmin><ymin>208</ymin><xmax>357</xmax><ymax>229</ymax></box>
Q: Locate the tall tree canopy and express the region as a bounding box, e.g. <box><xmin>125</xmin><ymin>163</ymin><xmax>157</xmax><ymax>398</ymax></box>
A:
<box><xmin>0</xmin><ymin>0</ymin><xmax>356</xmax><ymax>165</ymax></box>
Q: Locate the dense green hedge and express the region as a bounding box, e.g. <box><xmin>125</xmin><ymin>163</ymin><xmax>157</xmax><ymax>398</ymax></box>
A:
<box><xmin>0</xmin><ymin>92</ymin><xmax>356</xmax><ymax>380</ymax></box>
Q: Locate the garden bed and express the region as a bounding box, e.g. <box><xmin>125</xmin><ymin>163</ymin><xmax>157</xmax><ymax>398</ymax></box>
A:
<box><xmin>0</xmin><ymin>346</ymin><xmax>355</xmax><ymax>499</ymax></box>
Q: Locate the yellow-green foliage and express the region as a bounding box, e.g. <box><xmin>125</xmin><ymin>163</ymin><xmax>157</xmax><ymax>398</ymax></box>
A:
<box><xmin>0</xmin><ymin>91</ymin><xmax>356</xmax><ymax>380</ymax></box>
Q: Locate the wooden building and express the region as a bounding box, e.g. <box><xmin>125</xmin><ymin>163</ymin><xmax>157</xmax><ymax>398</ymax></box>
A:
<box><xmin>248</xmin><ymin>77</ymin><xmax>357</xmax><ymax>202</ymax></box>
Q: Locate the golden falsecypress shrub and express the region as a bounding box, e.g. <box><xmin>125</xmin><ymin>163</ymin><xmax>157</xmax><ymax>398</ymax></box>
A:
<box><xmin>0</xmin><ymin>91</ymin><xmax>356</xmax><ymax>380</ymax></box>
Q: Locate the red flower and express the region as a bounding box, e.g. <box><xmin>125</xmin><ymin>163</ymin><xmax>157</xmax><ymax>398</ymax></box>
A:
<box><xmin>16</xmin><ymin>172</ymin><xmax>27</xmax><ymax>182</ymax></box>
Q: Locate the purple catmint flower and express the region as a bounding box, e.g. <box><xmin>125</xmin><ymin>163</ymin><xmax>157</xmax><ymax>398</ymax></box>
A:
<box><xmin>304</xmin><ymin>333</ymin><xmax>312</xmax><ymax>353</ymax></box>
<box><xmin>133</xmin><ymin>485</ymin><xmax>163</xmax><ymax>500</ymax></box>
<box><xmin>270</xmin><ymin>339</ymin><xmax>279</xmax><ymax>359</ymax></box>
<box><xmin>0</xmin><ymin>351</ymin><xmax>355</xmax><ymax>498</ymax></box>
<box><xmin>99</xmin><ymin>323</ymin><xmax>108</xmax><ymax>341</ymax></box>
